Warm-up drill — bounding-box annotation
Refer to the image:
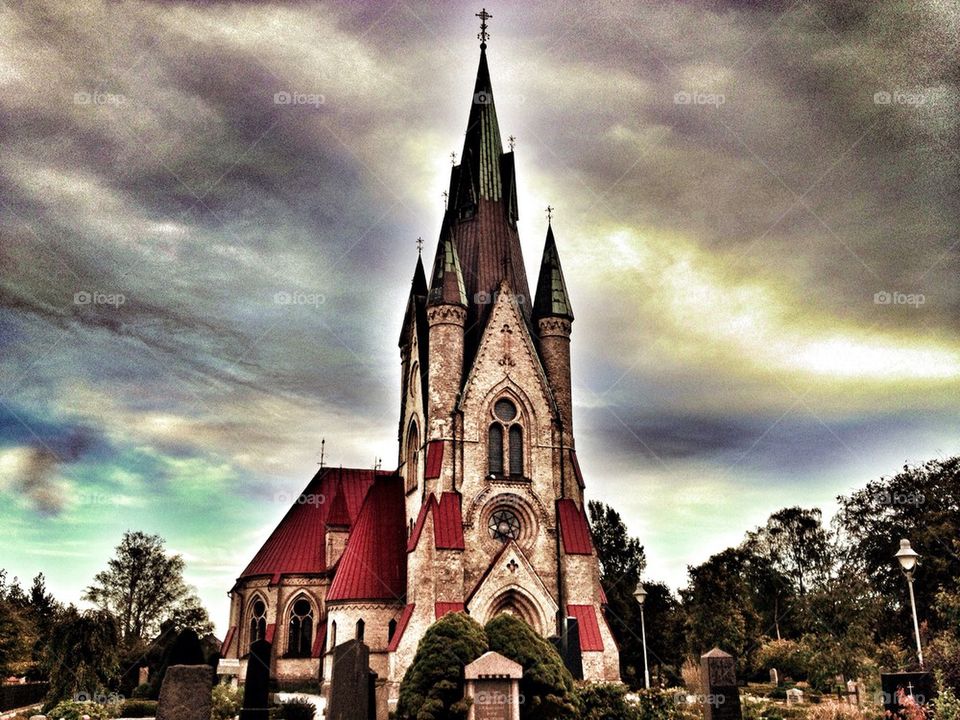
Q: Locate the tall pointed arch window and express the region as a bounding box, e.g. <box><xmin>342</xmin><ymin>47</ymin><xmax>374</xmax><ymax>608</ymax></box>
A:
<box><xmin>487</xmin><ymin>398</ymin><xmax>524</xmax><ymax>478</ymax></box>
<box><xmin>406</xmin><ymin>421</ymin><xmax>420</xmax><ymax>493</ymax></box>
<box><xmin>286</xmin><ymin>597</ymin><xmax>314</xmax><ymax>658</ymax></box>
<box><xmin>248</xmin><ymin>598</ymin><xmax>267</xmax><ymax>650</ymax></box>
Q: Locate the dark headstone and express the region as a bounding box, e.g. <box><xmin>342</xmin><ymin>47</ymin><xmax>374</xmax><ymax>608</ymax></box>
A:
<box><xmin>562</xmin><ymin>617</ymin><xmax>583</xmax><ymax>680</ymax></box>
<box><xmin>701</xmin><ymin>648</ymin><xmax>742</xmax><ymax>720</ymax></box>
<box><xmin>156</xmin><ymin>665</ymin><xmax>213</xmax><ymax>720</ymax></box>
<box><xmin>328</xmin><ymin>639</ymin><xmax>370</xmax><ymax>720</ymax></box>
<box><xmin>880</xmin><ymin>672</ymin><xmax>936</xmax><ymax>718</ymax></box>
<box><xmin>240</xmin><ymin>639</ymin><xmax>272</xmax><ymax>720</ymax></box>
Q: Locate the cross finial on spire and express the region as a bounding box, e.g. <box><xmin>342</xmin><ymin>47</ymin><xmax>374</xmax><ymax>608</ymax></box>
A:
<box><xmin>416</xmin><ymin>236</ymin><xmax>423</xmax><ymax>255</ymax></box>
<box><xmin>508</xmin><ymin>135</ymin><xmax>516</xmax><ymax>151</ymax></box>
<box><xmin>546</xmin><ymin>205</ymin><xmax>554</xmax><ymax>224</ymax></box>
<box><xmin>318</xmin><ymin>437</ymin><xmax>326</xmax><ymax>468</ymax></box>
<box><xmin>476</xmin><ymin>8</ymin><xmax>492</xmax><ymax>48</ymax></box>
<box><xmin>450</xmin><ymin>151</ymin><xmax>457</xmax><ymax>166</ymax></box>
<box><xmin>442</xmin><ymin>190</ymin><xmax>448</xmax><ymax>209</ymax></box>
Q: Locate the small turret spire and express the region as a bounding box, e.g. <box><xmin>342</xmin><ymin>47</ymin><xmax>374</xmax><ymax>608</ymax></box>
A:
<box><xmin>428</xmin><ymin>230</ymin><xmax>467</xmax><ymax>307</ymax></box>
<box><xmin>533</xmin><ymin>223</ymin><xmax>574</xmax><ymax>320</ymax></box>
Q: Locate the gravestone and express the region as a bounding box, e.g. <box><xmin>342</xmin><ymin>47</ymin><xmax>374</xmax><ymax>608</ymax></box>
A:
<box><xmin>769</xmin><ymin>668</ymin><xmax>779</xmax><ymax>685</ymax></box>
<box><xmin>700</xmin><ymin>648</ymin><xmax>742</xmax><ymax>720</ymax></box>
<box><xmin>240</xmin><ymin>638</ymin><xmax>272</xmax><ymax>720</ymax></box>
<box><xmin>156</xmin><ymin>665</ymin><xmax>213</xmax><ymax>720</ymax></box>
<box><xmin>880</xmin><ymin>672</ymin><xmax>936</xmax><ymax>719</ymax></box>
<box><xmin>138</xmin><ymin>666</ymin><xmax>149</xmax><ymax>686</ymax></box>
<box><xmin>846</xmin><ymin>679</ymin><xmax>860</xmax><ymax>705</ymax></box>
<box><xmin>328</xmin><ymin>639</ymin><xmax>371</xmax><ymax>720</ymax></box>
<box><xmin>562</xmin><ymin>616</ymin><xmax>583</xmax><ymax>680</ymax></box>
<box><xmin>464</xmin><ymin>651</ymin><xmax>522</xmax><ymax>720</ymax></box>
<box><xmin>786</xmin><ymin>688</ymin><xmax>803</xmax><ymax>705</ymax></box>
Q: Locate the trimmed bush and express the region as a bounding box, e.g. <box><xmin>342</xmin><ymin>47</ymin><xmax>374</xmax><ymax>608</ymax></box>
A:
<box><xmin>44</xmin><ymin>699</ymin><xmax>114</xmax><ymax>720</ymax></box>
<box><xmin>131</xmin><ymin>682</ymin><xmax>152</xmax><ymax>699</ymax></box>
<box><xmin>211</xmin><ymin>682</ymin><xmax>243</xmax><ymax>720</ymax></box>
<box><xmin>484</xmin><ymin>614</ymin><xmax>577</xmax><ymax>720</ymax></box>
<box><xmin>576</xmin><ymin>682</ymin><xmax>641</xmax><ymax>720</ymax></box>
<box><xmin>274</xmin><ymin>697</ymin><xmax>316</xmax><ymax>720</ymax></box>
<box><xmin>396</xmin><ymin>612</ymin><xmax>488</xmax><ymax>720</ymax></box>
<box><xmin>119</xmin><ymin>698</ymin><xmax>158</xmax><ymax>717</ymax></box>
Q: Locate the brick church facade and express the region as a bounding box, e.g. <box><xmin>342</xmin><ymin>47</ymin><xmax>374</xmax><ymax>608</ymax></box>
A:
<box><xmin>223</xmin><ymin>25</ymin><xmax>621</xmax><ymax>716</ymax></box>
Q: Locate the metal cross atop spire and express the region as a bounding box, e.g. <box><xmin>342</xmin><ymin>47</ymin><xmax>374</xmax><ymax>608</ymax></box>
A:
<box><xmin>416</xmin><ymin>236</ymin><xmax>423</xmax><ymax>255</ymax></box>
<box><xmin>508</xmin><ymin>135</ymin><xmax>516</xmax><ymax>151</ymax></box>
<box><xmin>546</xmin><ymin>205</ymin><xmax>554</xmax><ymax>224</ymax></box>
<box><xmin>477</xmin><ymin>8</ymin><xmax>492</xmax><ymax>48</ymax></box>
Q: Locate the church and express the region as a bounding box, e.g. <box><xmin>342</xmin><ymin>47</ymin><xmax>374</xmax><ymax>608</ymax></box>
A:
<box><xmin>222</xmin><ymin>12</ymin><xmax>621</xmax><ymax>715</ymax></box>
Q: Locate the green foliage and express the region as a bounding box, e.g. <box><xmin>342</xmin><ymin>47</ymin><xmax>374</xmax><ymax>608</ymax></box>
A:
<box><xmin>756</xmin><ymin>639</ymin><xmax>807</xmax><ymax>680</ymax></box>
<box><xmin>746</xmin><ymin>507</ymin><xmax>832</xmax><ymax>597</ymax></box>
<box><xmin>273</xmin><ymin>697</ymin><xmax>317</xmax><ymax>720</ymax></box>
<box><xmin>44</xmin><ymin>699</ymin><xmax>115</xmax><ymax>720</ymax></box>
<box><xmin>485</xmin><ymin>613</ymin><xmax>577</xmax><ymax>720</ymax></box>
<box><xmin>211</xmin><ymin>682</ymin><xmax>243</xmax><ymax>720</ymax></box>
<box><xmin>45</xmin><ymin>607</ymin><xmax>120</xmax><ymax>705</ymax></box>
<box><xmin>132</xmin><ymin>682</ymin><xmax>152</xmax><ymax>698</ymax></box>
<box><xmin>632</xmin><ymin>689</ymin><xmax>688</xmax><ymax>720</ymax></box>
<box><xmin>933</xmin><ymin>670</ymin><xmax>960</xmax><ymax>720</ymax></box>
<box><xmin>119</xmin><ymin>699</ymin><xmax>159</xmax><ymax>717</ymax></box>
<box><xmin>575</xmin><ymin>682</ymin><xmax>640</xmax><ymax>720</ymax></box>
<box><xmin>83</xmin><ymin>531</ymin><xmax>212</xmax><ymax>642</ymax></box>
<box><xmin>396</xmin><ymin>612</ymin><xmax>488</xmax><ymax>720</ymax></box>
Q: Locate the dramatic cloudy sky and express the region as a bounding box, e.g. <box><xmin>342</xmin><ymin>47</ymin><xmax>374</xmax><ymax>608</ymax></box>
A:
<box><xmin>1</xmin><ymin>0</ymin><xmax>958</xmax><ymax>634</ymax></box>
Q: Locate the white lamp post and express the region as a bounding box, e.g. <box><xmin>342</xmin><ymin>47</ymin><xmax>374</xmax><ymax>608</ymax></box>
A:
<box><xmin>894</xmin><ymin>538</ymin><xmax>924</xmax><ymax>669</ymax></box>
<box><xmin>634</xmin><ymin>583</ymin><xmax>651</xmax><ymax>689</ymax></box>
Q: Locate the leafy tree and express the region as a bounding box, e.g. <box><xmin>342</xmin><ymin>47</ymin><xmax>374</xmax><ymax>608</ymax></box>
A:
<box><xmin>0</xmin><ymin>596</ymin><xmax>28</xmax><ymax>676</ymax></box>
<box><xmin>45</xmin><ymin>607</ymin><xmax>120</xmax><ymax>705</ymax></box>
<box><xmin>485</xmin><ymin>613</ymin><xmax>577</xmax><ymax>720</ymax></box>
<box><xmin>746</xmin><ymin>507</ymin><xmax>832</xmax><ymax>597</ymax></box>
<box><xmin>587</xmin><ymin>501</ymin><xmax>646</xmax><ymax>589</ymax></box>
<box><xmin>83</xmin><ymin>531</ymin><xmax>210</xmax><ymax>642</ymax></box>
<box><xmin>396</xmin><ymin>612</ymin><xmax>488</xmax><ymax>720</ymax></box>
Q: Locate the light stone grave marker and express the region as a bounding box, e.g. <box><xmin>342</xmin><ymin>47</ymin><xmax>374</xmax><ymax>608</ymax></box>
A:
<box><xmin>465</xmin><ymin>651</ymin><xmax>522</xmax><ymax>720</ymax></box>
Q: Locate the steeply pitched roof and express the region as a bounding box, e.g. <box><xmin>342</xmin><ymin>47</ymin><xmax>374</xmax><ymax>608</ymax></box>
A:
<box><xmin>557</xmin><ymin>499</ymin><xmax>594</xmax><ymax>555</ymax></box>
<box><xmin>533</xmin><ymin>223</ymin><xmax>574</xmax><ymax>321</ymax></box>
<box><xmin>326</xmin><ymin>474</ymin><xmax>407</xmax><ymax>603</ymax></box>
<box><xmin>386</xmin><ymin>603</ymin><xmax>416</xmax><ymax>652</ymax></box>
<box><xmin>407</xmin><ymin>492</ymin><xmax>465</xmax><ymax>552</ymax></box>
<box><xmin>428</xmin><ymin>229</ymin><xmax>467</xmax><ymax>307</ymax></box>
<box><xmin>325</xmin><ymin>475</ymin><xmax>351</xmax><ymax>527</ymax></box>
<box><xmin>567</xmin><ymin>605</ymin><xmax>604</xmax><ymax>651</ymax></box>
<box><xmin>435</xmin><ymin>602</ymin><xmax>465</xmax><ymax>619</ymax></box>
<box><xmin>239</xmin><ymin>467</ymin><xmax>383</xmax><ymax>580</ymax></box>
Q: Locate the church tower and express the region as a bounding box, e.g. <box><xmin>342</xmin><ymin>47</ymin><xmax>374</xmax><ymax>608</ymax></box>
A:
<box><xmin>394</xmin><ymin>11</ymin><xmax>620</xmax><ymax>688</ymax></box>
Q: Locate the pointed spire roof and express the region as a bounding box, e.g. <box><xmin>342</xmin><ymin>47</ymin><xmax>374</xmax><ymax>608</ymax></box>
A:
<box><xmin>533</xmin><ymin>223</ymin><xmax>574</xmax><ymax>320</ymax></box>
<box><xmin>428</xmin><ymin>230</ymin><xmax>467</xmax><ymax>307</ymax></box>
<box><xmin>462</xmin><ymin>46</ymin><xmax>504</xmax><ymax>202</ymax></box>
<box><xmin>411</xmin><ymin>252</ymin><xmax>427</xmax><ymax>297</ymax></box>
<box><xmin>325</xmin><ymin>473</ymin><xmax>351</xmax><ymax>528</ymax></box>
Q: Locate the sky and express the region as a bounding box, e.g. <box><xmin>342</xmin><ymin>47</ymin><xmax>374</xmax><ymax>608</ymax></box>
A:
<box><xmin>1</xmin><ymin>0</ymin><xmax>958</xmax><ymax>636</ymax></box>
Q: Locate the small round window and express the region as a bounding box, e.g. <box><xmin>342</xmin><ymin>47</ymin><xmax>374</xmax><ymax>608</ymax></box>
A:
<box><xmin>253</xmin><ymin>600</ymin><xmax>266</xmax><ymax>617</ymax></box>
<box><xmin>293</xmin><ymin>599</ymin><xmax>310</xmax><ymax>616</ymax></box>
<box><xmin>488</xmin><ymin>508</ymin><xmax>521</xmax><ymax>542</ymax></box>
<box><xmin>494</xmin><ymin>398</ymin><xmax>517</xmax><ymax>422</ymax></box>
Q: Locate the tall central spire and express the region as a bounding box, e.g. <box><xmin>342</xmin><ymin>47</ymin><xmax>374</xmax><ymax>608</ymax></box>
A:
<box><xmin>442</xmin><ymin>11</ymin><xmax>530</xmax><ymax>352</ymax></box>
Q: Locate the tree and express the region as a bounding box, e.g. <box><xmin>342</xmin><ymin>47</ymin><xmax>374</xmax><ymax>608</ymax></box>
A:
<box><xmin>83</xmin><ymin>531</ymin><xmax>210</xmax><ymax>642</ymax></box>
<box><xmin>396</xmin><ymin>612</ymin><xmax>488</xmax><ymax>720</ymax></box>
<box><xmin>485</xmin><ymin>614</ymin><xmax>577</xmax><ymax>720</ymax></box>
<box><xmin>747</xmin><ymin>507</ymin><xmax>832</xmax><ymax>597</ymax></box>
<box><xmin>45</xmin><ymin>607</ymin><xmax>120</xmax><ymax>705</ymax></box>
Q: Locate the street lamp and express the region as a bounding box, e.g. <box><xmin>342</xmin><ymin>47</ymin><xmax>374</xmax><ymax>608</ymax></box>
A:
<box><xmin>894</xmin><ymin>538</ymin><xmax>924</xmax><ymax>669</ymax></box>
<box><xmin>633</xmin><ymin>583</ymin><xmax>651</xmax><ymax>689</ymax></box>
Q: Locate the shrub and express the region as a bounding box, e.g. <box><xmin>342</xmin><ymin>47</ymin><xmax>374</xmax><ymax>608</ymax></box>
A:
<box><xmin>396</xmin><ymin>612</ymin><xmax>488</xmax><ymax>720</ymax></box>
<box><xmin>485</xmin><ymin>614</ymin><xmax>577</xmax><ymax>720</ymax></box>
<box><xmin>274</xmin><ymin>697</ymin><xmax>316</xmax><ymax>720</ymax></box>
<box><xmin>132</xmin><ymin>682</ymin><xmax>152</xmax><ymax>699</ymax></box>
<box><xmin>119</xmin><ymin>699</ymin><xmax>159</xmax><ymax>717</ymax></box>
<box><xmin>576</xmin><ymin>683</ymin><xmax>640</xmax><ymax>720</ymax></box>
<box><xmin>211</xmin><ymin>682</ymin><xmax>243</xmax><ymax>720</ymax></box>
<box><xmin>757</xmin><ymin>640</ymin><xmax>807</xmax><ymax>681</ymax></box>
<box><xmin>44</xmin><ymin>699</ymin><xmax>114</xmax><ymax>720</ymax></box>
<box><xmin>933</xmin><ymin>671</ymin><xmax>960</xmax><ymax>720</ymax></box>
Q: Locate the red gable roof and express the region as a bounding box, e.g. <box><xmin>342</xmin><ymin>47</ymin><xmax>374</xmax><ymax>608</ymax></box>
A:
<box><xmin>435</xmin><ymin>601</ymin><xmax>465</xmax><ymax>619</ymax></box>
<box><xmin>567</xmin><ymin>604</ymin><xmax>604</xmax><ymax>651</ymax></box>
<box><xmin>387</xmin><ymin>603</ymin><xmax>416</xmax><ymax>652</ymax></box>
<box><xmin>557</xmin><ymin>499</ymin><xmax>594</xmax><ymax>555</ymax></box>
<box><xmin>239</xmin><ymin>467</ymin><xmax>385</xmax><ymax>580</ymax></box>
<box><xmin>327</xmin><ymin>475</ymin><xmax>407</xmax><ymax>603</ymax></box>
<box><xmin>407</xmin><ymin>492</ymin><xmax>465</xmax><ymax>552</ymax></box>
<box><xmin>425</xmin><ymin>440</ymin><xmax>444</xmax><ymax>479</ymax></box>
<box><xmin>221</xmin><ymin>625</ymin><xmax>237</xmax><ymax>656</ymax></box>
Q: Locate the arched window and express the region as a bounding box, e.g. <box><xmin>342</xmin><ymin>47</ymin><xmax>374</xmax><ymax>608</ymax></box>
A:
<box><xmin>509</xmin><ymin>425</ymin><xmax>523</xmax><ymax>475</ymax></box>
<box><xmin>488</xmin><ymin>398</ymin><xmax>524</xmax><ymax>478</ymax></box>
<box><xmin>406</xmin><ymin>422</ymin><xmax>420</xmax><ymax>493</ymax></box>
<box><xmin>286</xmin><ymin>597</ymin><xmax>314</xmax><ymax>658</ymax></box>
<box><xmin>248</xmin><ymin>598</ymin><xmax>267</xmax><ymax>649</ymax></box>
<box><xmin>330</xmin><ymin>620</ymin><xmax>337</xmax><ymax>650</ymax></box>
<box><xmin>356</xmin><ymin>619</ymin><xmax>365</xmax><ymax>643</ymax></box>
<box><xmin>488</xmin><ymin>424</ymin><xmax>504</xmax><ymax>475</ymax></box>
<box><xmin>388</xmin><ymin>619</ymin><xmax>397</xmax><ymax>643</ymax></box>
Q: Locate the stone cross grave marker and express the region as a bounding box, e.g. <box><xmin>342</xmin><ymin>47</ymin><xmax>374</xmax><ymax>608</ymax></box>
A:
<box><xmin>465</xmin><ymin>651</ymin><xmax>523</xmax><ymax>720</ymax></box>
<box><xmin>700</xmin><ymin>648</ymin><xmax>742</xmax><ymax>720</ymax></box>
<box><xmin>156</xmin><ymin>665</ymin><xmax>214</xmax><ymax>720</ymax></box>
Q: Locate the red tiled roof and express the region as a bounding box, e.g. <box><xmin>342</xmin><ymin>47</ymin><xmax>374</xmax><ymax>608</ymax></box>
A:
<box><xmin>425</xmin><ymin>440</ymin><xmax>444</xmax><ymax>479</ymax></box>
<box><xmin>407</xmin><ymin>492</ymin><xmax>465</xmax><ymax>551</ymax></box>
<box><xmin>570</xmin><ymin>450</ymin><xmax>585</xmax><ymax>488</ymax></box>
<box><xmin>265</xmin><ymin>623</ymin><xmax>276</xmax><ymax>644</ymax></box>
<box><xmin>567</xmin><ymin>605</ymin><xmax>604</xmax><ymax>652</ymax></box>
<box><xmin>387</xmin><ymin>603</ymin><xmax>416</xmax><ymax>652</ymax></box>
<box><xmin>557</xmin><ymin>499</ymin><xmax>593</xmax><ymax>555</ymax></box>
<box><xmin>221</xmin><ymin>625</ymin><xmax>236</xmax><ymax>656</ymax></box>
<box><xmin>325</xmin><ymin>477</ymin><xmax>351</xmax><ymax>527</ymax></box>
<box><xmin>435</xmin><ymin>602</ymin><xmax>465</xmax><ymax>619</ymax></box>
<box><xmin>239</xmin><ymin>468</ymin><xmax>386</xmax><ymax>580</ymax></box>
<box><xmin>311</xmin><ymin>622</ymin><xmax>326</xmax><ymax>658</ymax></box>
<box><xmin>327</xmin><ymin>475</ymin><xmax>407</xmax><ymax>603</ymax></box>
<box><xmin>435</xmin><ymin>492</ymin><xmax>465</xmax><ymax>549</ymax></box>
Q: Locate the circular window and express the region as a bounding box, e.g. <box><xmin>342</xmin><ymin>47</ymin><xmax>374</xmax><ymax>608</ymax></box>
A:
<box><xmin>293</xmin><ymin>599</ymin><xmax>310</xmax><ymax>616</ymax></box>
<box><xmin>494</xmin><ymin>398</ymin><xmax>517</xmax><ymax>422</ymax></box>
<box><xmin>253</xmin><ymin>600</ymin><xmax>265</xmax><ymax>617</ymax></box>
<box><xmin>488</xmin><ymin>508</ymin><xmax>521</xmax><ymax>542</ymax></box>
